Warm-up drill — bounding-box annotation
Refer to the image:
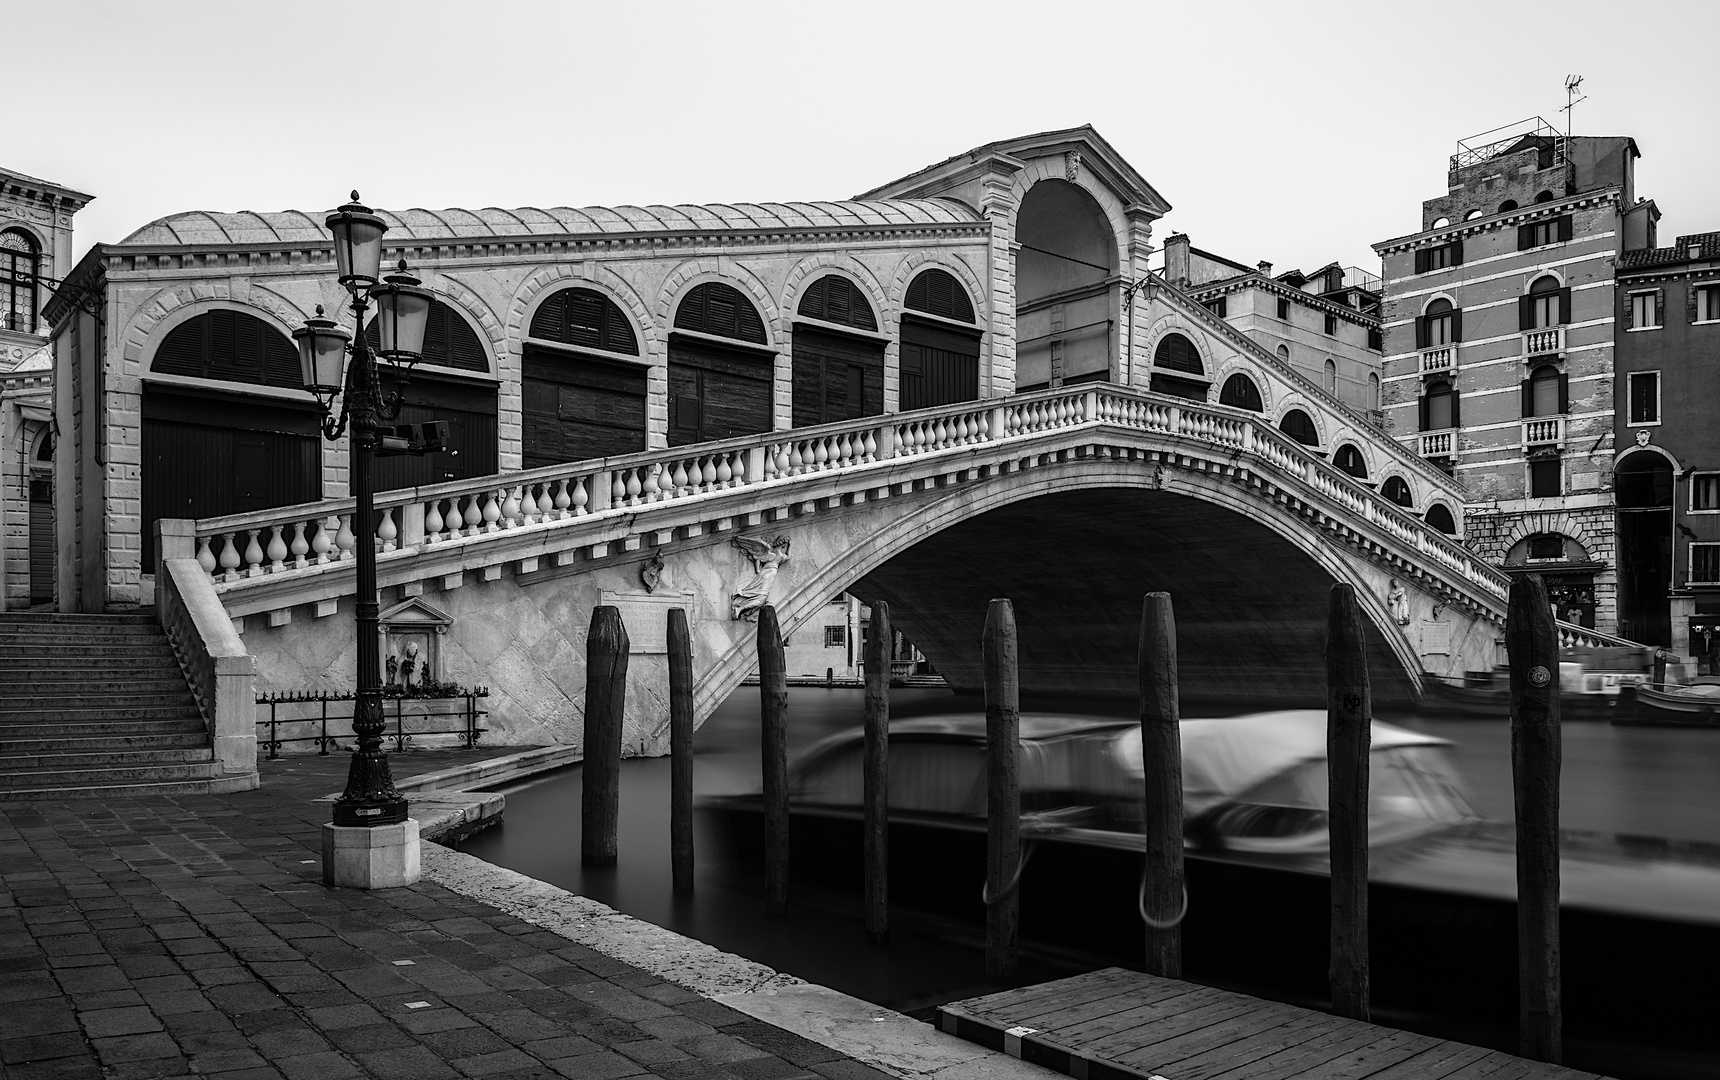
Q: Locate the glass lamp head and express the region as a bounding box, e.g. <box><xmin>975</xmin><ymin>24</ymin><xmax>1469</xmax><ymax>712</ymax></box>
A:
<box><xmin>373</xmin><ymin>261</ymin><xmax>432</xmax><ymax>364</ymax></box>
<box><xmin>293</xmin><ymin>305</ymin><xmax>352</xmax><ymax>402</ymax></box>
<box><xmin>326</xmin><ymin>191</ymin><xmax>387</xmax><ymax>293</ymax></box>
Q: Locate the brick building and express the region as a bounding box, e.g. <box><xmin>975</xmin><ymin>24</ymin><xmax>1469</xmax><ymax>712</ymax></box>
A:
<box><xmin>1373</xmin><ymin>121</ymin><xmax>1653</xmax><ymax>632</ymax></box>
<box><xmin>1614</xmin><ymin>229</ymin><xmax>1720</xmax><ymax>656</ymax></box>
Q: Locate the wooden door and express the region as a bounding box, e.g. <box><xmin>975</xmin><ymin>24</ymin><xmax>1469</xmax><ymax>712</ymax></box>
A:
<box><xmin>899</xmin><ymin>318</ymin><xmax>980</xmax><ymax>412</ymax></box>
<box><xmin>28</xmin><ymin>475</ymin><xmax>51</xmax><ymax>604</ymax></box>
<box><xmin>522</xmin><ymin>346</ymin><xmax>647</xmax><ymax>468</ymax></box>
<box><xmin>373</xmin><ymin>375</ymin><xmax>499</xmax><ymax>492</ymax></box>
<box><xmin>667</xmin><ymin>339</ymin><xmax>773</xmax><ymax>446</ymax></box>
<box><xmin>792</xmin><ymin>327</ymin><xmax>884</xmax><ymax>426</ymax></box>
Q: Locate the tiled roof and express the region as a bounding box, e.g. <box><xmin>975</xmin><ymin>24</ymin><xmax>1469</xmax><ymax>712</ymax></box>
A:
<box><xmin>1619</xmin><ymin>232</ymin><xmax>1720</xmax><ymax>269</ymax></box>
<box><xmin>115</xmin><ymin>199</ymin><xmax>983</xmax><ymax>247</ymax></box>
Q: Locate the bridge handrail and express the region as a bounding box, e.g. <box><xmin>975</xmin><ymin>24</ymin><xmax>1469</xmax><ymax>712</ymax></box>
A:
<box><xmin>185</xmin><ymin>385</ymin><xmax>1506</xmax><ymax>612</ymax></box>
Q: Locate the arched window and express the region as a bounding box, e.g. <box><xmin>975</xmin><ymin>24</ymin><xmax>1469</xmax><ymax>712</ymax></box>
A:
<box><xmin>795</xmin><ymin>276</ymin><xmax>883</xmax><ymax>425</ymax></box>
<box><xmin>1465</xmin><ymin>209</ymin><xmax>1484</xmax><ymax>221</ymax></box>
<box><xmin>1368</xmin><ymin>373</ymin><xmax>1381</xmax><ymax>412</ymax></box>
<box><xmin>1419</xmin><ymin>297</ymin><xmax>1458</xmax><ymax>347</ymax></box>
<box><xmin>1524</xmin><ymin>275</ymin><xmax>1566</xmax><ymax>330</ymax></box>
<box><xmin>1499</xmin><ymin>199</ymin><xmax>1519</xmax><ymax>213</ymax></box>
<box><xmin>904</xmin><ymin>268</ymin><xmax>976</xmax><ymax>323</ymax></box>
<box><xmin>530</xmin><ymin>287</ymin><xmax>639</xmax><ymax>355</ymax></box>
<box><xmin>671</xmin><ymin>282</ymin><xmax>773</xmax><ymax>445</ymax></box>
<box><xmin>798</xmin><ymin>275</ymin><xmax>877</xmax><ymax>332</ymax></box>
<box><xmin>1153</xmin><ymin>333</ymin><xmax>1202</xmax><ymax>374</ymax></box>
<box><xmin>366</xmin><ymin>300</ymin><xmax>500</xmax><ymax>489</ymax></box>
<box><xmin>366</xmin><ymin>298</ymin><xmax>489</xmax><ymax>372</ymax></box>
<box><xmin>1426</xmin><ymin>503</ymin><xmax>1458</xmax><ymax>534</ymax></box>
<box><xmin>1430</xmin><ymin>217</ymin><xmax>1451</xmax><ymax>229</ymax></box>
<box><xmin>1422</xmin><ymin>379</ymin><xmax>1456</xmax><ymax>431</ymax></box>
<box><xmin>151</xmin><ymin>309</ymin><xmax>300</xmax><ymax>387</ymax></box>
<box><xmin>1279</xmin><ymin>409</ymin><xmax>1319</xmax><ymax>446</ymax></box>
<box><xmin>1218</xmin><ymin>373</ymin><xmax>1263</xmax><ymax>411</ymax></box>
<box><xmin>1322</xmin><ymin>358</ymin><xmax>1337</xmax><ymax>394</ymax></box>
<box><xmin>1522</xmin><ymin>363</ymin><xmax>1567</xmax><ymax>418</ymax></box>
<box><xmin>1382</xmin><ymin>476</ymin><xmax>1413</xmax><ymax>507</ymax></box>
<box><xmin>1534</xmin><ymin>190</ymin><xmax>1556</xmax><ymax>204</ymax></box>
<box><xmin>1</xmin><ymin>229</ymin><xmax>39</xmax><ymax>334</ymax></box>
<box><xmin>1334</xmin><ymin>444</ymin><xmax>1367</xmax><ymax>479</ymax></box>
<box><xmin>901</xmin><ymin>269</ymin><xmax>980</xmax><ymax>411</ymax></box>
<box><xmin>1276</xmin><ymin>343</ymin><xmax>1290</xmax><ymax>363</ymax></box>
<box><xmin>675</xmin><ymin>282</ymin><xmax>767</xmax><ymax>343</ymax></box>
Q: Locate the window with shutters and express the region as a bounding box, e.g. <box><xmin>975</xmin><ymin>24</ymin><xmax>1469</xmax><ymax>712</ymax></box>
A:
<box><xmin>1420</xmin><ymin>298</ymin><xmax>1458</xmax><ymax>347</ymax></box>
<box><xmin>1422</xmin><ymin>380</ymin><xmax>1456</xmax><ymax>431</ymax></box>
<box><xmin>1426</xmin><ymin>503</ymin><xmax>1458</xmax><ymax>534</ymax></box>
<box><xmin>1529</xmin><ymin>457</ymin><xmax>1562</xmax><ymax>498</ymax></box>
<box><xmin>1334</xmin><ymin>444</ymin><xmax>1367</xmax><ymax>479</ymax></box>
<box><xmin>904</xmin><ymin>269</ymin><xmax>976</xmax><ymax>324</ymax></box>
<box><xmin>1279</xmin><ymin>409</ymin><xmax>1319</xmax><ymax>446</ymax></box>
<box><xmin>1153</xmin><ymin>333</ymin><xmax>1203</xmax><ymax>375</ymax></box>
<box><xmin>365</xmin><ymin>299</ymin><xmax>489</xmax><ymax>372</ymax></box>
<box><xmin>675</xmin><ymin>282</ymin><xmax>768</xmax><ymax>343</ymax></box>
<box><xmin>797</xmin><ymin>276</ymin><xmax>878</xmax><ymax>332</ymax></box>
<box><xmin>1323</xmin><ymin>313</ymin><xmax>1337</xmax><ymax>335</ymax></box>
<box><xmin>530</xmin><ymin>288</ymin><xmax>639</xmax><ymax>355</ymax></box>
<box><xmin>1218</xmin><ymin>373</ymin><xmax>1263</xmax><ymax>411</ymax></box>
<box><xmin>1518</xmin><ymin>215</ymin><xmax>1572</xmax><ymax>250</ymax></box>
<box><xmin>1627</xmin><ymin>290</ymin><xmax>1662</xmax><ymax>330</ymax></box>
<box><xmin>1</xmin><ymin>229</ymin><xmax>39</xmax><ymax>334</ymax></box>
<box><xmin>1203</xmin><ymin>296</ymin><xmax>1227</xmax><ymax>317</ymax></box>
<box><xmin>1628</xmin><ymin>371</ymin><xmax>1660</xmax><ymax>425</ymax></box>
<box><xmin>823</xmin><ymin>625</ymin><xmax>847</xmax><ymax>648</ymax></box>
<box><xmin>1382</xmin><ymin>476</ymin><xmax>1413</xmax><ymax>507</ymax></box>
<box><xmin>1524</xmin><ymin>276</ymin><xmax>1567</xmax><ymax>330</ymax></box>
<box><xmin>1277</xmin><ymin>298</ymin><xmax>1290</xmax><ymax>320</ymax></box>
<box><xmin>1691</xmin><ymin>473</ymin><xmax>1720</xmax><ymax>513</ymax></box>
<box><xmin>1694</xmin><ymin>284</ymin><xmax>1720</xmax><ymax>324</ymax></box>
<box><xmin>1416</xmin><ymin>240</ymin><xmax>1462</xmax><ymax>274</ymax></box>
<box><xmin>1692</xmin><ymin>544</ymin><xmax>1720</xmax><ymax>584</ymax></box>
<box><xmin>1522</xmin><ymin>364</ymin><xmax>1566</xmax><ymax>418</ymax></box>
<box><xmin>150</xmin><ymin>309</ymin><xmax>301</xmax><ymax>388</ymax></box>
<box><xmin>1367</xmin><ymin>327</ymin><xmax>1383</xmax><ymax>351</ymax></box>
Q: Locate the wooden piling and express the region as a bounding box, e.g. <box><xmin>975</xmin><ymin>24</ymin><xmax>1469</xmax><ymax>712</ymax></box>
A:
<box><xmin>758</xmin><ymin>605</ymin><xmax>790</xmax><ymax>917</ymax></box>
<box><xmin>667</xmin><ymin>607</ymin><xmax>694</xmax><ymax>894</ymax></box>
<box><xmin>581</xmin><ymin>605</ymin><xmax>629</xmax><ymax>868</ymax></box>
<box><xmin>863</xmin><ymin>600</ymin><xmax>891</xmax><ymax>944</ymax></box>
<box><xmin>1508</xmin><ymin>573</ymin><xmax>1562</xmax><ymax>1063</ymax></box>
<box><xmin>983</xmin><ymin>598</ymin><xmax>1020</xmax><ymax>981</ymax></box>
<box><xmin>1326</xmin><ymin>583</ymin><xmax>1371</xmax><ymax>1022</ymax></box>
<box><xmin>1652</xmin><ymin>649</ymin><xmax>1667</xmax><ymax>692</ymax></box>
<box><xmin>1138</xmin><ymin>592</ymin><xmax>1185</xmax><ymax>978</ymax></box>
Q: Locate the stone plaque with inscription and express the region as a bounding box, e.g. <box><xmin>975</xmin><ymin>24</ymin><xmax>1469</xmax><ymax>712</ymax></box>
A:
<box><xmin>599</xmin><ymin>590</ymin><xmax>695</xmax><ymax>654</ymax></box>
<box><xmin>1422</xmin><ymin>620</ymin><xmax>1452</xmax><ymax>655</ymax></box>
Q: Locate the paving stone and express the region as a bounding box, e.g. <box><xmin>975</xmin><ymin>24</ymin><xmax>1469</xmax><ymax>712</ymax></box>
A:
<box><xmin>275</xmin><ymin>1050</ymin><xmax>366</xmax><ymax>1080</ymax></box>
<box><xmin>545</xmin><ymin>1050</ymin><xmax>650</xmax><ymax>1080</ymax></box>
<box><xmin>91</xmin><ymin>1030</ymin><xmax>179</xmax><ymax>1064</ymax></box>
<box><xmin>355</xmin><ymin>1044</ymin><xmax>463</xmax><ymax>1080</ymax></box>
<box><xmin>77</xmin><ymin>1004</ymin><xmax>162</xmax><ymax>1038</ymax></box>
<box><xmin>188</xmin><ymin>1047</ymin><xmax>270</xmax><ymax>1072</ymax></box>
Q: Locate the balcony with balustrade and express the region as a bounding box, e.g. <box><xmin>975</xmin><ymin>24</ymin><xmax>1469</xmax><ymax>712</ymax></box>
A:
<box><xmin>1420</xmin><ymin>346</ymin><xmax>1455</xmax><ymax>374</ymax></box>
<box><xmin>1419</xmin><ymin>429</ymin><xmax>1457</xmax><ymax>460</ymax></box>
<box><xmin>1522</xmin><ymin>326</ymin><xmax>1563</xmax><ymax>358</ymax></box>
<box><xmin>1522</xmin><ymin>416</ymin><xmax>1566</xmax><ymax>448</ymax></box>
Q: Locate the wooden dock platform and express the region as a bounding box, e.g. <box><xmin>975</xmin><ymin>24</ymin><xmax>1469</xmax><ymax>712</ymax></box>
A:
<box><xmin>936</xmin><ymin>968</ymin><xmax>1609</xmax><ymax>1080</ymax></box>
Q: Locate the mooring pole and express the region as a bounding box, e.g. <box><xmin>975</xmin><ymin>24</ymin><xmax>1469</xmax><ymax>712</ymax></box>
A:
<box><xmin>1509</xmin><ymin>573</ymin><xmax>1562</xmax><ymax>1063</ymax></box>
<box><xmin>667</xmin><ymin>607</ymin><xmax>694</xmax><ymax>894</ymax></box>
<box><xmin>1326</xmin><ymin>583</ymin><xmax>1371</xmax><ymax>1022</ymax></box>
<box><xmin>1138</xmin><ymin>592</ymin><xmax>1185</xmax><ymax>978</ymax></box>
<box><xmin>983</xmin><ymin>598</ymin><xmax>1020</xmax><ymax>980</ymax></box>
<box><xmin>758</xmin><ymin>605</ymin><xmax>790</xmax><ymax>917</ymax></box>
<box><xmin>863</xmin><ymin>600</ymin><xmax>892</xmax><ymax>944</ymax></box>
<box><xmin>581</xmin><ymin>605</ymin><xmax>629</xmax><ymax>867</ymax></box>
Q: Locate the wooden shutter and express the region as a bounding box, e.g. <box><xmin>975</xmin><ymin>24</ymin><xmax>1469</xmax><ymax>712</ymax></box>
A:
<box><xmin>1414</xmin><ymin>249</ymin><xmax>1430</xmax><ymax>274</ymax></box>
<box><xmin>1688</xmin><ymin>284</ymin><xmax>1701</xmax><ymax>324</ymax></box>
<box><xmin>1451</xmin><ymin>239</ymin><xmax>1464</xmax><ymax>266</ymax></box>
<box><xmin>1520</xmin><ymin>379</ymin><xmax>1533</xmax><ymax>418</ymax></box>
<box><xmin>1450</xmin><ymin>388</ymin><xmax>1462</xmax><ymax>429</ymax></box>
<box><xmin>1450</xmin><ymin>308</ymin><xmax>1463</xmax><ymax>343</ymax></box>
<box><xmin>1414</xmin><ymin>315</ymin><xmax>1430</xmax><ymax>350</ymax></box>
<box><xmin>1623</xmin><ymin>293</ymin><xmax>1635</xmax><ymax>329</ymax></box>
<box><xmin>1655</xmin><ymin>290</ymin><xmax>1665</xmax><ymax>327</ymax></box>
<box><xmin>1559</xmin><ymin>287</ymin><xmax>1572</xmax><ymax>325</ymax></box>
<box><xmin>1557</xmin><ymin>215</ymin><xmax>1573</xmax><ymax>242</ymax></box>
<box><xmin>1518</xmin><ymin>224</ymin><xmax>1536</xmax><ymax>251</ymax></box>
<box><xmin>1419</xmin><ymin>390</ymin><xmax>1430</xmax><ymax>431</ymax></box>
<box><xmin>1557</xmin><ymin>371</ymin><xmax>1569</xmax><ymax>413</ymax></box>
<box><xmin>1519</xmin><ymin>295</ymin><xmax>1535</xmax><ymax>331</ymax></box>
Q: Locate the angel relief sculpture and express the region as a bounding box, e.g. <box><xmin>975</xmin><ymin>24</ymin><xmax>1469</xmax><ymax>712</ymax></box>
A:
<box><xmin>730</xmin><ymin>535</ymin><xmax>791</xmax><ymax>621</ymax></box>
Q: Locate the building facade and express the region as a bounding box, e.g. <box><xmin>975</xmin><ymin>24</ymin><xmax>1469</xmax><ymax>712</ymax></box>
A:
<box><xmin>1374</xmin><ymin>123</ymin><xmax>1649</xmax><ymax>632</ymax></box>
<box><xmin>1614</xmin><ymin>230</ymin><xmax>1720</xmax><ymax>656</ymax></box>
<box><xmin>1</xmin><ymin>168</ymin><xmax>93</xmax><ymax>609</ymax></box>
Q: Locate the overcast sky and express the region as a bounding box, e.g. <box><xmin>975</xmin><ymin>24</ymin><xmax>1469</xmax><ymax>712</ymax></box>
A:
<box><xmin>12</xmin><ymin>0</ymin><xmax>1718</xmax><ymax>276</ymax></box>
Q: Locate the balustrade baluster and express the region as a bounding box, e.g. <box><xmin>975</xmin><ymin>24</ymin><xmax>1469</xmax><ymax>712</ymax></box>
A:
<box><xmin>195</xmin><ymin>536</ymin><xmax>218</xmax><ymax>577</ymax></box>
<box><xmin>288</xmin><ymin>521</ymin><xmax>309</xmax><ymax>568</ymax></box>
<box><xmin>811</xmin><ymin>438</ymin><xmax>827</xmax><ymax>469</ymax></box>
<box><xmin>335</xmin><ymin>515</ymin><xmax>356</xmax><ymax>560</ymax></box>
<box><xmin>310</xmin><ymin>518</ymin><xmax>334</xmax><ymax>564</ymax></box>
<box><xmin>264</xmin><ymin>525</ymin><xmax>288</xmax><ymax>572</ymax></box>
<box><xmin>564</xmin><ymin>478</ymin><xmax>581</xmax><ymax>516</ymax></box>
<box><xmin>624</xmin><ymin>468</ymin><xmax>643</xmax><ymax>504</ymax></box>
<box><xmin>218</xmin><ymin>533</ymin><xmax>242</xmax><ymax>581</ymax></box>
<box><xmin>459</xmin><ymin>494</ymin><xmax>481</xmax><ymax>536</ymax></box>
<box><xmin>530</xmin><ymin>483</ymin><xmax>549</xmax><ymax>522</ymax></box>
<box><xmin>243</xmin><ymin>530</ymin><xmax>265</xmax><ymax>577</ymax></box>
<box><xmin>502</xmin><ymin>486</ymin><xmax>522</xmax><ymax>527</ymax></box>
<box><xmin>668</xmin><ymin>460</ymin><xmax>688</xmax><ymax>496</ymax></box>
<box><xmin>424</xmin><ymin>499</ymin><xmax>444</xmax><ymax>541</ymax></box>
<box><xmin>377</xmin><ymin>508</ymin><xmax>398</xmax><ymax>553</ymax></box>
<box><xmin>716</xmin><ymin>453</ymin><xmax>733</xmax><ymax>487</ymax></box>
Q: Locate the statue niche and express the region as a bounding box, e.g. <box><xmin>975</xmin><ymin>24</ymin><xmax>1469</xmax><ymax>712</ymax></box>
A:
<box><xmin>377</xmin><ymin>597</ymin><xmax>454</xmax><ymax>692</ymax></box>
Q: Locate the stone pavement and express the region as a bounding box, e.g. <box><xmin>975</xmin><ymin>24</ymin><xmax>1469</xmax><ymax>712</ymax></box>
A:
<box><xmin>0</xmin><ymin>748</ymin><xmax>910</xmax><ymax>1080</ymax></box>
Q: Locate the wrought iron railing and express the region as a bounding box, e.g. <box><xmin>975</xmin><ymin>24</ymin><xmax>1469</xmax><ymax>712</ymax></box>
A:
<box><xmin>255</xmin><ymin>688</ymin><xmax>489</xmax><ymax>759</ymax></box>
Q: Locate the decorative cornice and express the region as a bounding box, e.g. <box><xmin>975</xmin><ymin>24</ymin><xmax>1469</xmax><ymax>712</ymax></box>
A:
<box><xmin>1372</xmin><ymin>190</ymin><xmax>1622</xmax><ymax>256</ymax></box>
<box><xmin>1183</xmin><ymin>273</ymin><xmax>1381</xmax><ymax>329</ymax></box>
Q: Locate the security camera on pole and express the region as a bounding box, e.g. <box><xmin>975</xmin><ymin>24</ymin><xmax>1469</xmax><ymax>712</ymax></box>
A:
<box><xmin>295</xmin><ymin>193</ymin><xmax>445</xmax><ymax>888</ymax></box>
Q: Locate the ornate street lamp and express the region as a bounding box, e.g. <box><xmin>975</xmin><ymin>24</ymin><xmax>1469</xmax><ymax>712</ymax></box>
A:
<box><xmin>297</xmin><ymin>193</ymin><xmax>434</xmax><ymax>846</ymax></box>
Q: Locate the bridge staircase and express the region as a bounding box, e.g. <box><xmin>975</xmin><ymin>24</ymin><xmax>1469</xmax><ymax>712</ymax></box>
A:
<box><xmin>0</xmin><ymin>613</ymin><xmax>251</xmax><ymax>800</ymax></box>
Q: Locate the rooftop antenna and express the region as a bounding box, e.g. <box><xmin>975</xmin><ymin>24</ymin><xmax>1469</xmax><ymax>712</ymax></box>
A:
<box><xmin>1561</xmin><ymin>75</ymin><xmax>1587</xmax><ymax>138</ymax></box>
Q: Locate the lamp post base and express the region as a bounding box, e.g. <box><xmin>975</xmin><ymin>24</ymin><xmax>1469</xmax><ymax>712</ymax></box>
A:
<box><xmin>322</xmin><ymin>819</ymin><xmax>421</xmax><ymax>889</ymax></box>
<box><xmin>332</xmin><ymin>795</ymin><xmax>409</xmax><ymax>828</ymax></box>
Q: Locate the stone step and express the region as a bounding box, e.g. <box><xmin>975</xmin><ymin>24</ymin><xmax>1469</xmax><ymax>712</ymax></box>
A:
<box><xmin>0</xmin><ymin>647</ymin><xmax>177</xmax><ymax>662</ymax></box>
<box><xmin>0</xmin><ymin>731</ymin><xmax>210</xmax><ymax>754</ymax></box>
<box><xmin>0</xmin><ymin>628</ymin><xmax>170</xmax><ymax>642</ymax></box>
<box><xmin>0</xmin><ymin>613</ymin><xmax>157</xmax><ymax>627</ymax></box>
<box><xmin>0</xmin><ymin>659</ymin><xmax>181</xmax><ymax>677</ymax></box>
<box><xmin>0</xmin><ymin>705</ymin><xmax>204</xmax><ymax>724</ymax></box>
<box><xmin>0</xmin><ymin>673</ymin><xmax>190</xmax><ymax>692</ymax></box>
<box><xmin>0</xmin><ymin>747</ymin><xmax>215</xmax><ymax>770</ymax></box>
<box><xmin>0</xmin><ymin>716</ymin><xmax>206</xmax><ymax>738</ymax></box>
<box><xmin>0</xmin><ymin>687</ymin><xmax>199</xmax><ymax>706</ymax></box>
<box><xmin>0</xmin><ymin>760</ymin><xmax>222</xmax><ymax>789</ymax></box>
<box><xmin>0</xmin><ymin>772</ymin><xmax>258</xmax><ymax>801</ymax></box>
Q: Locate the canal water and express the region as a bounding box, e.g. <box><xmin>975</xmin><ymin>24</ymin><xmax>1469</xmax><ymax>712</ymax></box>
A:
<box><xmin>454</xmin><ymin>688</ymin><xmax>1720</xmax><ymax>1073</ymax></box>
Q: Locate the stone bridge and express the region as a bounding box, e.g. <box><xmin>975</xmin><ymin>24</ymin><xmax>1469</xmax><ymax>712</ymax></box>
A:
<box><xmin>170</xmin><ymin>384</ymin><xmax>1630</xmax><ymax>754</ymax></box>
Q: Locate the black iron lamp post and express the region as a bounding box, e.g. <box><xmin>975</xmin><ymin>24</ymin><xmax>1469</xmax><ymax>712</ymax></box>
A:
<box><xmin>294</xmin><ymin>193</ymin><xmax>432</xmax><ymax>829</ymax></box>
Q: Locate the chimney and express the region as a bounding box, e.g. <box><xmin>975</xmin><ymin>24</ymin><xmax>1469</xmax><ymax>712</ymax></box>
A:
<box><xmin>1164</xmin><ymin>233</ymin><xmax>1191</xmax><ymax>286</ymax></box>
<box><xmin>1257</xmin><ymin>260</ymin><xmax>1273</xmax><ymax>276</ymax></box>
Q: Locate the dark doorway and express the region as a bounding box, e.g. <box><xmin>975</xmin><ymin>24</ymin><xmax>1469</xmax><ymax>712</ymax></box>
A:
<box><xmin>1615</xmin><ymin>451</ymin><xmax>1673</xmax><ymax>645</ymax></box>
<box><xmin>899</xmin><ymin>318</ymin><xmax>980</xmax><ymax>412</ymax></box>
<box><xmin>792</xmin><ymin>327</ymin><xmax>883</xmax><ymax>426</ymax></box>
<box><xmin>373</xmin><ymin>374</ymin><xmax>499</xmax><ymax>491</ymax></box>
<box><xmin>522</xmin><ymin>347</ymin><xmax>647</xmax><ymax>467</ymax></box>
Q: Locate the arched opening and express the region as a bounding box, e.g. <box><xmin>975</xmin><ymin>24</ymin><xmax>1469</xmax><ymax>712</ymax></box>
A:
<box><xmin>1218</xmin><ymin>373</ymin><xmax>1263</xmax><ymax>412</ymax></box>
<box><xmin>1420</xmin><ymin>297</ymin><xmax>1458</xmax><ymax>347</ymax></box>
<box><xmin>28</xmin><ymin>426</ymin><xmax>52</xmax><ymax>605</ymax></box>
<box><xmin>1615</xmin><ymin>450</ymin><xmax>1674</xmax><ymax>645</ymax></box>
<box><xmin>1333</xmin><ymin>443</ymin><xmax>1368</xmax><ymax>479</ymax></box>
<box><xmin>1499</xmin><ymin>199</ymin><xmax>1519</xmax><ymax>213</ymax></box>
<box><xmin>1150</xmin><ymin>333</ymin><xmax>1207</xmax><ymax>401</ymax></box>
<box><xmin>1276</xmin><ymin>343</ymin><xmax>1290</xmax><ymax>363</ymax></box>
<box><xmin>1430</xmin><ymin>217</ymin><xmax>1451</xmax><ymax>229</ymax></box>
<box><xmin>1368</xmin><ymin>373</ymin><xmax>1381</xmax><ymax>413</ymax></box>
<box><xmin>1</xmin><ymin>229</ymin><xmax>40</xmax><ymax>334</ymax></box>
<box><xmin>793</xmin><ymin>276</ymin><xmax>883</xmax><ymax>426</ymax></box>
<box><xmin>1279</xmin><ymin>409</ymin><xmax>1319</xmax><ymax>446</ymax></box>
<box><xmin>1505</xmin><ymin>532</ymin><xmax>1597</xmax><ymax>626</ymax></box>
<box><xmin>1522</xmin><ymin>363</ymin><xmax>1566</xmax><ymax>418</ymax></box>
<box><xmin>142</xmin><ymin>309</ymin><xmax>322</xmax><ymax>569</ymax></box>
<box><xmin>1322</xmin><ymin>358</ymin><xmax>1337</xmax><ymax>394</ymax></box>
<box><xmin>671</xmin><ymin>282</ymin><xmax>774</xmax><ymax>446</ymax></box>
<box><xmin>1464</xmin><ymin>209</ymin><xmax>1484</xmax><ymax>221</ymax></box>
<box><xmin>1534</xmin><ymin>190</ymin><xmax>1556</xmax><ymax>204</ymax></box>
<box><xmin>364</xmin><ymin>300</ymin><xmax>498</xmax><ymax>489</ymax></box>
<box><xmin>1381</xmin><ymin>476</ymin><xmax>1413</xmax><ymax>507</ymax></box>
<box><xmin>1014</xmin><ymin>180</ymin><xmax>1118</xmax><ymax>390</ymax></box>
<box><xmin>900</xmin><ymin>269</ymin><xmax>981</xmax><ymax>410</ymax></box>
<box><xmin>1523</xmin><ymin>274</ymin><xmax>1567</xmax><ymax>331</ymax></box>
<box><xmin>1425</xmin><ymin>503</ymin><xmax>1458</xmax><ymax>535</ymax></box>
<box><xmin>525</xmin><ymin>287</ymin><xmax>646</xmax><ymax>464</ymax></box>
